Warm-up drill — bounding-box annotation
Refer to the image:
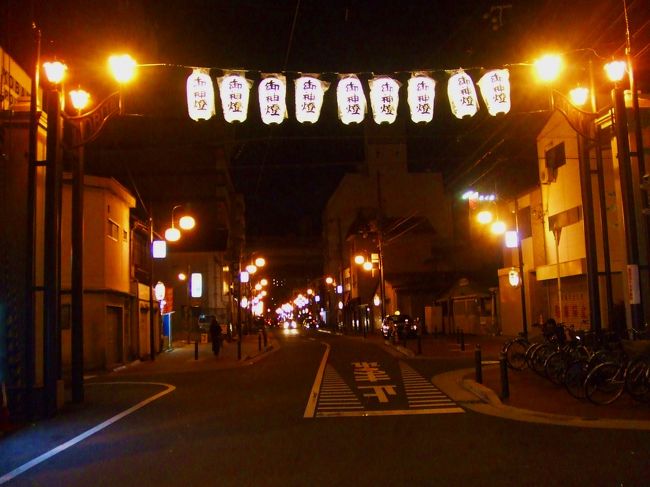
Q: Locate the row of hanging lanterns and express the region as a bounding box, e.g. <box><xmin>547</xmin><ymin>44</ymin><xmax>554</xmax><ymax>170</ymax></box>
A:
<box><xmin>186</xmin><ymin>68</ymin><xmax>511</xmax><ymax>124</ymax></box>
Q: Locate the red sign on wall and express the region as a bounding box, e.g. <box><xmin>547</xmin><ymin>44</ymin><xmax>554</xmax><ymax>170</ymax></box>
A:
<box><xmin>161</xmin><ymin>288</ymin><xmax>174</xmax><ymax>315</ymax></box>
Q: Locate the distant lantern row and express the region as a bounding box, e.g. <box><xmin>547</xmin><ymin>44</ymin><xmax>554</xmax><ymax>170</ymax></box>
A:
<box><xmin>186</xmin><ymin>69</ymin><xmax>511</xmax><ymax>124</ymax></box>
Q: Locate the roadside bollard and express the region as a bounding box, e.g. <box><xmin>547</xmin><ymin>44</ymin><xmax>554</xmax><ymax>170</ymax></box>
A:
<box><xmin>417</xmin><ymin>335</ymin><xmax>422</xmax><ymax>355</ymax></box>
<box><xmin>474</xmin><ymin>345</ymin><xmax>482</xmax><ymax>384</ymax></box>
<box><xmin>194</xmin><ymin>340</ymin><xmax>198</xmax><ymax>360</ymax></box>
<box><xmin>258</xmin><ymin>331</ymin><xmax>262</xmax><ymax>351</ymax></box>
<box><xmin>499</xmin><ymin>351</ymin><xmax>510</xmax><ymax>400</ymax></box>
<box><xmin>460</xmin><ymin>330</ymin><xmax>465</xmax><ymax>351</ymax></box>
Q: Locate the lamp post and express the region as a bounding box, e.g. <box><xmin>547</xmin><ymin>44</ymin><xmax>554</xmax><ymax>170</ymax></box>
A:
<box><xmin>42</xmin><ymin>61</ymin><xmax>65</xmax><ymax>416</ymax></box>
<box><xmin>532</xmin><ymin>52</ymin><xmax>642</xmax><ymax>332</ymax></box>
<box><xmin>42</xmin><ymin>55</ymin><xmax>137</xmax><ymax>406</ymax></box>
<box><xmin>354</xmin><ymin>249</ymin><xmax>385</xmax><ymax>335</ymax></box>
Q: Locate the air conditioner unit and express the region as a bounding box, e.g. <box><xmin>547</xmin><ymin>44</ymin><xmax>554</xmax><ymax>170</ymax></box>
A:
<box><xmin>539</xmin><ymin>167</ymin><xmax>556</xmax><ymax>184</ymax></box>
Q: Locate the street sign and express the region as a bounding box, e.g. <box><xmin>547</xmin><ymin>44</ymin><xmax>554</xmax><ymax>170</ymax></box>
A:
<box><xmin>161</xmin><ymin>288</ymin><xmax>174</xmax><ymax>314</ymax></box>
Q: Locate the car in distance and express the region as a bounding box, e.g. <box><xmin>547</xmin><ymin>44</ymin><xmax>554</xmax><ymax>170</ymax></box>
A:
<box><xmin>381</xmin><ymin>314</ymin><xmax>418</xmax><ymax>339</ymax></box>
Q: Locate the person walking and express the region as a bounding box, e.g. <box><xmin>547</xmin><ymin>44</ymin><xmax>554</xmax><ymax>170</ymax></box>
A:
<box><xmin>209</xmin><ymin>318</ymin><xmax>222</xmax><ymax>356</ymax></box>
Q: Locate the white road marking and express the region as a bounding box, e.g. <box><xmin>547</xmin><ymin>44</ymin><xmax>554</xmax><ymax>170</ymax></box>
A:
<box><xmin>0</xmin><ymin>382</ymin><xmax>175</xmax><ymax>485</ymax></box>
<box><xmin>303</xmin><ymin>341</ymin><xmax>331</xmax><ymax>418</ymax></box>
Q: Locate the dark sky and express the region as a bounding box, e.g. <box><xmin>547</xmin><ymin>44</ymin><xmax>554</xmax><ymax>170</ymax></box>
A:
<box><xmin>2</xmin><ymin>0</ymin><xmax>648</xmax><ymax>239</ymax></box>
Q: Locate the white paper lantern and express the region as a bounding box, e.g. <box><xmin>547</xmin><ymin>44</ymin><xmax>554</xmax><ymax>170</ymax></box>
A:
<box><xmin>186</xmin><ymin>68</ymin><xmax>215</xmax><ymax>121</ymax></box>
<box><xmin>295</xmin><ymin>75</ymin><xmax>328</xmax><ymax>124</ymax></box>
<box><xmin>447</xmin><ymin>70</ymin><xmax>479</xmax><ymax>119</ymax></box>
<box><xmin>369</xmin><ymin>76</ymin><xmax>400</xmax><ymax>124</ymax></box>
<box><xmin>337</xmin><ymin>75</ymin><xmax>366</xmax><ymax>125</ymax></box>
<box><xmin>407</xmin><ymin>74</ymin><xmax>436</xmax><ymax>123</ymax></box>
<box><xmin>478</xmin><ymin>69</ymin><xmax>511</xmax><ymax>116</ymax></box>
<box><xmin>259</xmin><ymin>74</ymin><xmax>287</xmax><ymax>125</ymax></box>
<box><xmin>217</xmin><ymin>72</ymin><xmax>252</xmax><ymax>123</ymax></box>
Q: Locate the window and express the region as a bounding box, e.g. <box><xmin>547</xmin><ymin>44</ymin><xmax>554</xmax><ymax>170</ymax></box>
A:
<box><xmin>108</xmin><ymin>219</ymin><xmax>119</xmax><ymax>240</ymax></box>
<box><xmin>517</xmin><ymin>207</ymin><xmax>532</xmax><ymax>239</ymax></box>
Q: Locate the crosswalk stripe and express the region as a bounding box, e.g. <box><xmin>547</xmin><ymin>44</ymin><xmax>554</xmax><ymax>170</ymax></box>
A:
<box><xmin>316</xmin><ymin>365</ymin><xmax>363</xmax><ymax>412</ymax></box>
<box><xmin>399</xmin><ymin>362</ymin><xmax>462</xmax><ymax>411</ymax></box>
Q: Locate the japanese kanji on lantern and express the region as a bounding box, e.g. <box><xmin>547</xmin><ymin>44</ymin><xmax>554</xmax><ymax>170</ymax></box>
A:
<box><xmin>447</xmin><ymin>70</ymin><xmax>479</xmax><ymax>119</ymax></box>
<box><xmin>337</xmin><ymin>74</ymin><xmax>366</xmax><ymax>125</ymax></box>
<box><xmin>369</xmin><ymin>76</ymin><xmax>400</xmax><ymax>124</ymax></box>
<box><xmin>478</xmin><ymin>69</ymin><xmax>511</xmax><ymax>116</ymax></box>
<box><xmin>259</xmin><ymin>73</ymin><xmax>287</xmax><ymax>125</ymax></box>
<box><xmin>217</xmin><ymin>71</ymin><xmax>252</xmax><ymax>123</ymax></box>
<box><xmin>186</xmin><ymin>68</ymin><xmax>215</xmax><ymax>121</ymax></box>
<box><xmin>407</xmin><ymin>73</ymin><xmax>435</xmax><ymax>123</ymax></box>
<box><xmin>295</xmin><ymin>75</ymin><xmax>328</xmax><ymax>124</ymax></box>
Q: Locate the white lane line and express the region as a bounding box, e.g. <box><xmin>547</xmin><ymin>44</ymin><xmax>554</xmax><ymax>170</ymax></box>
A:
<box><xmin>0</xmin><ymin>381</ymin><xmax>176</xmax><ymax>485</ymax></box>
<box><xmin>303</xmin><ymin>341</ymin><xmax>331</xmax><ymax>418</ymax></box>
<box><xmin>316</xmin><ymin>407</ymin><xmax>464</xmax><ymax>417</ymax></box>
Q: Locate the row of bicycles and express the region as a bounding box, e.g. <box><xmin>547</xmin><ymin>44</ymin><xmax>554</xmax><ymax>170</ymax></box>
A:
<box><xmin>502</xmin><ymin>321</ymin><xmax>650</xmax><ymax>405</ymax></box>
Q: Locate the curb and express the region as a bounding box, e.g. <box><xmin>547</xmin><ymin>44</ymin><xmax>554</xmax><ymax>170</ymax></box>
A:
<box><xmin>434</xmin><ymin>368</ymin><xmax>650</xmax><ymax>431</ymax></box>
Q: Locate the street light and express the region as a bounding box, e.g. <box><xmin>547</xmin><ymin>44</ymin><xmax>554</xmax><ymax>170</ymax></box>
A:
<box><xmin>165</xmin><ymin>204</ymin><xmax>195</xmax><ymax>242</ymax></box>
<box><xmin>354</xmin><ymin>251</ymin><xmax>386</xmax><ymax>334</ymax></box>
<box><xmin>530</xmin><ymin>52</ymin><xmax>642</xmax><ymax>332</ymax></box>
<box><xmin>41</xmin><ymin>54</ymin><xmax>139</xmax><ymax>407</ymax></box>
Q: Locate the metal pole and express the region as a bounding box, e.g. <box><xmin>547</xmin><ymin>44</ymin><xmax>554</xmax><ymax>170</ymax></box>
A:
<box><xmin>71</xmin><ymin>120</ymin><xmax>85</xmax><ymax>403</ymax></box>
<box><xmin>612</xmin><ymin>87</ymin><xmax>643</xmax><ymax>329</ymax></box>
<box><xmin>25</xmin><ymin>24</ymin><xmax>41</xmax><ymax>419</ymax></box>
<box><xmin>554</xmin><ymin>228</ymin><xmax>564</xmax><ymax>324</ymax></box>
<box><xmin>514</xmin><ymin>199</ymin><xmax>528</xmax><ymax>337</ymax></box>
<box><xmin>624</xmin><ymin>9</ymin><xmax>648</xmax><ymax>323</ymax></box>
<box><xmin>148</xmin><ymin>218</ymin><xmax>156</xmax><ymax>361</ymax></box>
<box><xmin>589</xmin><ymin>58</ymin><xmax>615</xmax><ymax>328</ymax></box>
<box><xmin>237</xmin><ymin>267</ymin><xmax>242</xmax><ymax>360</ymax></box>
<box><xmin>594</xmin><ymin>124</ymin><xmax>615</xmax><ymax>328</ymax></box>
<box><xmin>475</xmin><ymin>345</ymin><xmax>483</xmax><ymax>384</ymax></box>
<box><xmin>44</xmin><ymin>86</ymin><xmax>62</xmax><ymax>417</ymax></box>
<box><xmin>577</xmin><ymin>116</ymin><xmax>601</xmax><ymax>331</ymax></box>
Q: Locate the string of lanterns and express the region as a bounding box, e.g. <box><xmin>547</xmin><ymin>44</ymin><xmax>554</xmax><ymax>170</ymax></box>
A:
<box><xmin>185</xmin><ymin>67</ymin><xmax>511</xmax><ymax>124</ymax></box>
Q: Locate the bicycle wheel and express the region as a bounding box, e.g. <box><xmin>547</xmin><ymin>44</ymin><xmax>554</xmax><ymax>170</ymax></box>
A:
<box><xmin>564</xmin><ymin>359</ymin><xmax>589</xmax><ymax>399</ymax></box>
<box><xmin>525</xmin><ymin>342</ymin><xmax>544</xmax><ymax>370</ymax></box>
<box><xmin>531</xmin><ymin>343</ymin><xmax>556</xmax><ymax>376</ymax></box>
<box><xmin>505</xmin><ymin>338</ymin><xmax>528</xmax><ymax>370</ymax></box>
<box><xmin>544</xmin><ymin>351</ymin><xmax>567</xmax><ymax>385</ymax></box>
<box><xmin>625</xmin><ymin>356</ymin><xmax>650</xmax><ymax>402</ymax></box>
<box><xmin>585</xmin><ymin>362</ymin><xmax>625</xmax><ymax>405</ymax></box>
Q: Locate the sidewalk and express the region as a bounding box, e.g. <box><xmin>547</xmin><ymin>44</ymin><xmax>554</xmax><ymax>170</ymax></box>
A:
<box><xmin>0</xmin><ymin>331</ymin><xmax>277</xmax><ymax>437</ymax></box>
<box><xmin>370</xmin><ymin>332</ymin><xmax>650</xmax><ymax>427</ymax></box>
<box><xmin>112</xmin><ymin>331</ymin><xmax>277</xmax><ymax>376</ymax></box>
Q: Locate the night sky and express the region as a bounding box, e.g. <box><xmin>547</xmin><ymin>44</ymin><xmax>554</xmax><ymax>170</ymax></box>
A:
<box><xmin>2</xmin><ymin>0</ymin><xmax>648</xmax><ymax>240</ymax></box>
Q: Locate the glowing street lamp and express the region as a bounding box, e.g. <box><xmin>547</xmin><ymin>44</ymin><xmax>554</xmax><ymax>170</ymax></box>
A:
<box><xmin>476</xmin><ymin>210</ymin><xmax>494</xmax><ymax>225</ymax></box>
<box><xmin>43</xmin><ymin>61</ymin><xmax>67</xmax><ymax>84</ymax></box>
<box><xmin>165</xmin><ymin>205</ymin><xmax>195</xmax><ymax>242</ymax></box>
<box><xmin>569</xmin><ymin>86</ymin><xmax>589</xmax><ymax>107</ymax></box>
<box><xmin>534</xmin><ymin>54</ymin><xmax>563</xmax><ymax>83</ymax></box>
<box><xmin>69</xmin><ymin>88</ymin><xmax>90</xmax><ymax>112</ymax></box>
<box><xmin>108</xmin><ymin>54</ymin><xmax>137</xmax><ymax>84</ymax></box>
<box><xmin>604</xmin><ymin>60</ymin><xmax>627</xmax><ymax>83</ymax></box>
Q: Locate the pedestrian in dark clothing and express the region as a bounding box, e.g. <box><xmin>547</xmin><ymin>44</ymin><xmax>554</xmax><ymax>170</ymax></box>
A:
<box><xmin>209</xmin><ymin>318</ymin><xmax>222</xmax><ymax>356</ymax></box>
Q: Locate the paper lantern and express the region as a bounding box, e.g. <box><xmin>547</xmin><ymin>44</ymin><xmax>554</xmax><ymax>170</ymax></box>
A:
<box><xmin>295</xmin><ymin>75</ymin><xmax>328</xmax><ymax>123</ymax></box>
<box><xmin>186</xmin><ymin>68</ymin><xmax>215</xmax><ymax>121</ymax></box>
<box><xmin>407</xmin><ymin>74</ymin><xmax>436</xmax><ymax>123</ymax></box>
<box><xmin>505</xmin><ymin>230</ymin><xmax>518</xmax><ymax>248</ymax></box>
<box><xmin>217</xmin><ymin>72</ymin><xmax>252</xmax><ymax>123</ymax></box>
<box><xmin>369</xmin><ymin>76</ymin><xmax>400</xmax><ymax>124</ymax></box>
<box><xmin>478</xmin><ymin>69</ymin><xmax>511</xmax><ymax>116</ymax></box>
<box><xmin>447</xmin><ymin>70</ymin><xmax>479</xmax><ymax>119</ymax></box>
<box><xmin>259</xmin><ymin>74</ymin><xmax>287</xmax><ymax>125</ymax></box>
<box><xmin>337</xmin><ymin>75</ymin><xmax>366</xmax><ymax>125</ymax></box>
<box><xmin>508</xmin><ymin>268</ymin><xmax>521</xmax><ymax>288</ymax></box>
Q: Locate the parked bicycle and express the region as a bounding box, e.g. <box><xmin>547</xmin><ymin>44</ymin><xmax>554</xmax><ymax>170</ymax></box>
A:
<box><xmin>584</xmin><ymin>339</ymin><xmax>650</xmax><ymax>405</ymax></box>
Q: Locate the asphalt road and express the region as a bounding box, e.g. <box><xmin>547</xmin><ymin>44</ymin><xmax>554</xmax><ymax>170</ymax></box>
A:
<box><xmin>3</xmin><ymin>331</ymin><xmax>649</xmax><ymax>486</ymax></box>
